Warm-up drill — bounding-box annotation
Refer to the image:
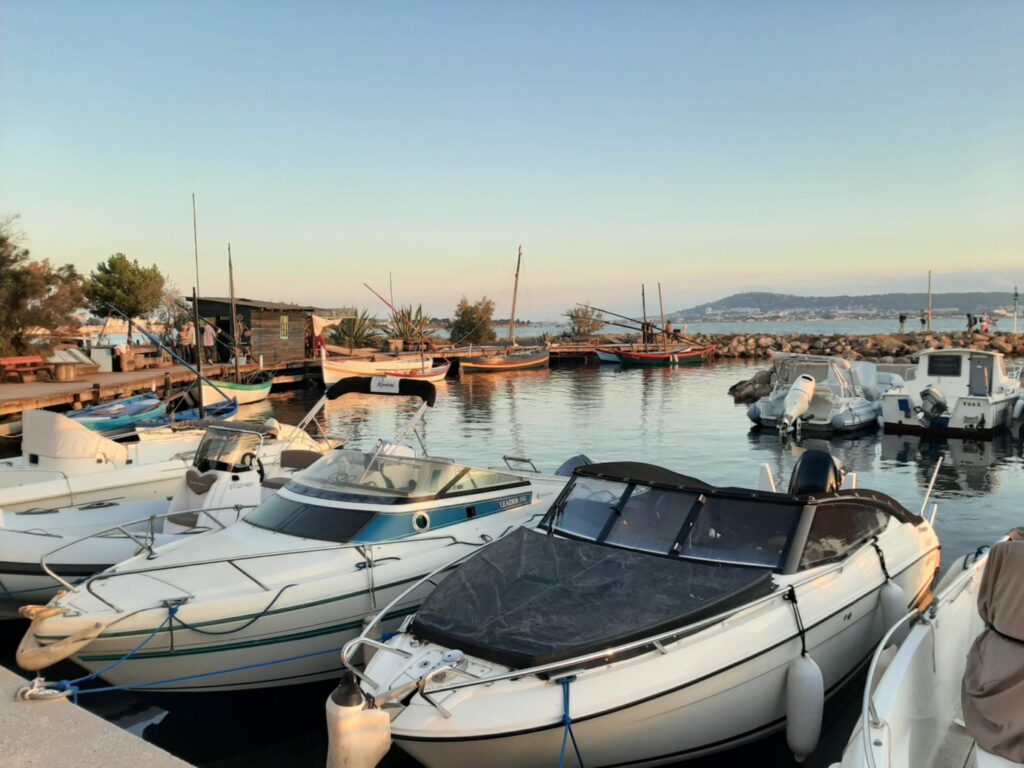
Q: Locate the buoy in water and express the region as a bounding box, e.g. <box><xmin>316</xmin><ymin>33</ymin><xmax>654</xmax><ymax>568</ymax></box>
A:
<box><xmin>880</xmin><ymin>580</ymin><xmax>909</xmax><ymax>647</ymax></box>
<box><xmin>786</xmin><ymin>654</ymin><xmax>824</xmax><ymax>762</ymax></box>
<box><xmin>326</xmin><ymin>671</ymin><xmax>392</xmax><ymax>768</ymax></box>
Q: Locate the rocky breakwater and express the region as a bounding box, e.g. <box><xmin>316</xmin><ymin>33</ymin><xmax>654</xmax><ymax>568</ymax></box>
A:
<box><xmin>721</xmin><ymin>331</ymin><xmax>1024</xmax><ymax>404</ymax></box>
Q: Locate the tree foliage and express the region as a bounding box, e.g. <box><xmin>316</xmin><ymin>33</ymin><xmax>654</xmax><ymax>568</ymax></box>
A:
<box><xmin>328</xmin><ymin>309</ymin><xmax>381</xmax><ymax>349</ymax></box>
<box><xmin>565</xmin><ymin>305</ymin><xmax>605</xmax><ymax>339</ymax></box>
<box><xmin>0</xmin><ymin>217</ymin><xmax>85</xmax><ymax>356</ymax></box>
<box><xmin>84</xmin><ymin>253</ymin><xmax>165</xmax><ymax>322</ymax></box>
<box><xmin>449</xmin><ymin>296</ymin><xmax>497</xmax><ymax>345</ymax></box>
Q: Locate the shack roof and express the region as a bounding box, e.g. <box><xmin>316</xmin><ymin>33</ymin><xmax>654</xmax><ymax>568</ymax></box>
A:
<box><xmin>190</xmin><ymin>296</ymin><xmax>316</xmax><ymax>313</ymax></box>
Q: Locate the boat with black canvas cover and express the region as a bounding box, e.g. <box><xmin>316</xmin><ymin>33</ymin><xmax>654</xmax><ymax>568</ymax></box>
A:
<box><xmin>335</xmin><ymin>451</ymin><xmax>942</xmax><ymax>768</ymax></box>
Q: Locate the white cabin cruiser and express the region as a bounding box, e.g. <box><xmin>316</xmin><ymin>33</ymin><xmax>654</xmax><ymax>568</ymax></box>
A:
<box><xmin>748</xmin><ymin>354</ymin><xmax>903</xmax><ymax>435</ymax></box>
<box><xmin>834</xmin><ymin>529</ymin><xmax>1024</xmax><ymax>768</ymax></box>
<box><xmin>0</xmin><ymin>410</ymin><xmax>206</xmax><ymax>513</ymax></box>
<box><xmin>15</xmin><ymin>377</ymin><xmax>572</xmax><ymax>692</ymax></box>
<box><xmin>335</xmin><ymin>451</ymin><xmax>941</xmax><ymax>768</ymax></box>
<box><xmin>0</xmin><ymin>418</ymin><xmax>328</xmax><ymax>617</ymax></box>
<box><xmin>881</xmin><ymin>349</ymin><xmax>1021</xmax><ymax>437</ymax></box>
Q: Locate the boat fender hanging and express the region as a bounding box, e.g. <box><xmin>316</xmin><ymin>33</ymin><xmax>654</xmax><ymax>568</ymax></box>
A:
<box><xmin>326</xmin><ymin>670</ymin><xmax>392</xmax><ymax>768</ymax></box>
<box><xmin>16</xmin><ymin>620</ymin><xmax>106</xmax><ymax>672</ymax></box>
<box><xmin>880</xmin><ymin>581</ymin><xmax>909</xmax><ymax>648</ymax></box>
<box><xmin>786</xmin><ymin>654</ymin><xmax>823</xmax><ymax>762</ymax></box>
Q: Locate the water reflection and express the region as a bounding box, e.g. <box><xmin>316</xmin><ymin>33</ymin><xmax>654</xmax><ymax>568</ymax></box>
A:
<box><xmin>880</xmin><ymin>432</ymin><xmax>1019</xmax><ymax>498</ymax></box>
<box><xmin>745</xmin><ymin>428</ymin><xmax>882</xmax><ymax>486</ymax></box>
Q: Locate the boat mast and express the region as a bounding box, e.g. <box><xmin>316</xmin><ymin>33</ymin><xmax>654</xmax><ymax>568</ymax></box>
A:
<box><xmin>508</xmin><ymin>245</ymin><xmax>522</xmax><ymax>347</ymax></box>
<box><xmin>927</xmin><ymin>270</ymin><xmax>932</xmax><ymax>331</ymax></box>
<box><xmin>192</xmin><ymin>286</ymin><xmax>205</xmax><ymax>418</ymax></box>
<box><xmin>229</xmin><ymin>243</ymin><xmax>241</xmax><ymax>384</ymax></box>
<box><xmin>658</xmin><ymin>282</ymin><xmax>667</xmax><ymax>350</ymax></box>
<box><xmin>641</xmin><ymin>284</ymin><xmax>647</xmax><ymax>345</ymax></box>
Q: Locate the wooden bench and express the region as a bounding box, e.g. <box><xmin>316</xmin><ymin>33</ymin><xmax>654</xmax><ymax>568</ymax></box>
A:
<box><xmin>0</xmin><ymin>355</ymin><xmax>57</xmax><ymax>382</ymax></box>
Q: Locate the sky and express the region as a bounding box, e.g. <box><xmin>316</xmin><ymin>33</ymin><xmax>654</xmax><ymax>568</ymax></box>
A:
<box><xmin>1</xmin><ymin>1</ymin><xmax>1022</xmax><ymax>319</ymax></box>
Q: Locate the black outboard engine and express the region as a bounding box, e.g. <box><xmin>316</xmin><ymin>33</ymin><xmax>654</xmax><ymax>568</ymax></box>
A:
<box><xmin>788</xmin><ymin>449</ymin><xmax>843</xmax><ymax>495</ymax></box>
<box><xmin>556</xmin><ymin>454</ymin><xmax>593</xmax><ymax>477</ymax></box>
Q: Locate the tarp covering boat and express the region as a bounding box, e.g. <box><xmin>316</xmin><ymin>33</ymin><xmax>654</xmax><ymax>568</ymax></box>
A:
<box><xmin>409</xmin><ymin>526</ymin><xmax>775</xmax><ymax>669</ymax></box>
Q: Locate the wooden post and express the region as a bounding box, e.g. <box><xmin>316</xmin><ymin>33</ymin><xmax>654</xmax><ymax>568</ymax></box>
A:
<box><xmin>508</xmin><ymin>245</ymin><xmax>522</xmax><ymax>347</ymax></box>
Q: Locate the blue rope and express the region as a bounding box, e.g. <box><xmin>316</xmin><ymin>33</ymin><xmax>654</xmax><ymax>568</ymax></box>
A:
<box><xmin>558</xmin><ymin>676</ymin><xmax>585</xmax><ymax>768</ymax></box>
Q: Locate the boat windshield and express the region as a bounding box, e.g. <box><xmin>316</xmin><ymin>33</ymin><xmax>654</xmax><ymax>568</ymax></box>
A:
<box><xmin>294</xmin><ymin>448</ymin><xmax>525</xmax><ymax>500</ymax></box>
<box><xmin>547</xmin><ymin>475</ymin><xmax>803</xmax><ymax>569</ymax></box>
<box><xmin>193</xmin><ymin>429</ymin><xmax>263</xmax><ymax>473</ymax></box>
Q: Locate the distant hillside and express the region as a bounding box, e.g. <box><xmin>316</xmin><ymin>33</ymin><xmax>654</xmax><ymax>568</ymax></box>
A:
<box><xmin>674</xmin><ymin>292</ymin><xmax>1013</xmax><ymax>319</ymax></box>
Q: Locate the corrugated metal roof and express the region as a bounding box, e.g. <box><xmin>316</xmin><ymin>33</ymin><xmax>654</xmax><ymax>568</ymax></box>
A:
<box><xmin>192</xmin><ymin>297</ymin><xmax>316</xmax><ymax>312</ymax></box>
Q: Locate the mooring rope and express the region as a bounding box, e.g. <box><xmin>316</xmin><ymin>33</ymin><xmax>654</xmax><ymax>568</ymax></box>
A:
<box><xmin>558</xmin><ymin>675</ymin><xmax>586</xmax><ymax>768</ymax></box>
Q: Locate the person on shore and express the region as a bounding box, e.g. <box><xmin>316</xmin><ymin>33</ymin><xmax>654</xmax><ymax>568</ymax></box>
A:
<box><xmin>967</xmin><ymin>314</ymin><xmax>975</xmax><ymax>334</ymax></box>
<box><xmin>919</xmin><ymin>311</ymin><xmax>927</xmax><ymax>331</ymax></box>
<box><xmin>898</xmin><ymin>313</ymin><xmax>907</xmax><ymax>333</ymax></box>
<box><xmin>981</xmin><ymin>314</ymin><xmax>991</xmax><ymax>334</ymax></box>
<box><xmin>202</xmin><ymin>321</ymin><xmax>217</xmax><ymax>363</ymax></box>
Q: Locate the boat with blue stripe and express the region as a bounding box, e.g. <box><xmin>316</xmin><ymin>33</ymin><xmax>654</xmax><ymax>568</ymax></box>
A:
<box><xmin>17</xmin><ymin>376</ymin><xmax>577</xmax><ymax>691</ymax></box>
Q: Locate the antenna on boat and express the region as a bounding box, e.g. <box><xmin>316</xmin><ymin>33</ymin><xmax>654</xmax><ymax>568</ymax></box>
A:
<box><xmin>192</xmin><ymin>287</ymin><xmax>206</xmax><ymax>418</ymax></box>
<box><xmin>508</xmin><ymin>245</ymin><xmax>522</xmax><ymax>347</ymax></box>
<box><xmin>191</xmin><ymin>193</ymin><xmax>201</xmax><ymax>299</ymax></box>
<box><xmin>919</xmin><ymin>455</ymin><xmax>944</xmax><ymax>518</ymax></box>
<box><xmin>228</xmin><ymin>243</ymin><xmax>241</xmax><ymax>385</ymax></box>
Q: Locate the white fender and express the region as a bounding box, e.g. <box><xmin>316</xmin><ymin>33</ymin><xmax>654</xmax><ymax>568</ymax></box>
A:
<box><xmin>880</xmin><ymin>580</ymin><xmax>910</xmax><ymax>648</ymax></box>
<box><xmin>326</xmin><ymin>671</ymin><xmax>391</xmax><ymax>768</ymax></box>
<box><xmin>782</xmin><ymin>375</ymin><xmax>815</xmax><ymax>430</ymax></box>
<box><xmin>16</xmin><ymin>620</ymin><xmax>105</xmax><ymax>672</ymax></box>
<box><xmin>18</xmin><ymin>604</ymin><xmax>68</xmax><ymax>621</ymax></box>
<box><xmin>786</xmin><ymin>653</ymin><xmax>824</xmax><ymax>762</ymax></box>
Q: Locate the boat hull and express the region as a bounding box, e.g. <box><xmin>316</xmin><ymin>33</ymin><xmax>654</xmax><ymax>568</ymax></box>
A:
<box><xmin>70</xmin><ymin>395</ymin><xmax>168</xmax><ymax>432</ymax></box>
<box><xmin>383</xmin><ymin>362</ymin><xmax>451</xmax><ymax>383</ymax></box>
<box><xmin>617</xmin><ymin>346</ymin><xmax>716</xmax><ymax>367</ymax></box>
<box><xmin>594</xmin><ymin>349</ymin><xmax>622</xmax><ymax>364</ymax></box>
<box><xmin>459</xmin><ymin>351</ymin><xmax>549</xmax><ymax>372</ymax></box>
<box><xmin>201</xmin><ymin>377</ymin><xmax>273</xmax><ymax>405</ymax></box>
<box><xmin>321</xmin><ymin>354</ymin><xmax>434</xmax><ymax>387</ymax></box>
<box><xmin>881</xmin><ymin>393</ymin><xmax>1016</xmax><ymax>438</ymax></box>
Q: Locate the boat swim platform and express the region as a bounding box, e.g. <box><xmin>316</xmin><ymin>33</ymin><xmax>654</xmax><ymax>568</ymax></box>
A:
<box><xmin>0</xmin><ymin>360</ymin><xmax>314</xmax><ymax>419</ymax></box>
<box><xmin>0</xmin><ymin>665</ymin><xmax>191</xmax><ymax>768</ymax></box>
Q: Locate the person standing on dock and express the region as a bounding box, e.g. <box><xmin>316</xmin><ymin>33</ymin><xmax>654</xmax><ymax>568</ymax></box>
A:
<box><xmin>919</xmin><ymin>310</ymin><xmax>927</xmax><ymax>332</ymax></box>
<box><xmin>202</xmin><ymin>321</ymin><xmax>217</xmax><ymax>363</ymax></box>
<box><xmin>898</xmin><ymin>313</ymin><xmax>907</xmax><ymax>333</ymax></box>
<box><xmin>180</xmin><ymin>322</ymin><xmax>196</xmax><ymax>364</ymax></box>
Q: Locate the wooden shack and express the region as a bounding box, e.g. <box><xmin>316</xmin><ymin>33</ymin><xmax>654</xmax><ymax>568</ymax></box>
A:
<box><xmin>191</xmin><ymin>297</ymin><xmax>314</xmax><ymax>364</ymax></box>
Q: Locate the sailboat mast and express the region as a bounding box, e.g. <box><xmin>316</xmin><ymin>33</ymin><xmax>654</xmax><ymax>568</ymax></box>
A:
<box><xmin>658</xmin><ymin>282</ymin><xmax>667</xmax><ymax>350</ymax></box>
<box><xmin>228</xmin><ymin>244</ymin><xmax>241</xmax><ymax>384</ymax></box>
<box><xmin>641</xmin><ymin>284</ymin><xmax>647</xmax><ymax>344</ymax></box>
<box><xmin>508</xmin><ymin>245</ymin><xmax>522</xmax><ymax>347</ymax></box>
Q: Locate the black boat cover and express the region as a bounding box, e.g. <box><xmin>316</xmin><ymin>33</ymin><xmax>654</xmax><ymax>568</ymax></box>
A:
<box><xmin>410</xmin><ymin>527</ymin><xmax>775</xmax><ymax>669</ymax></box>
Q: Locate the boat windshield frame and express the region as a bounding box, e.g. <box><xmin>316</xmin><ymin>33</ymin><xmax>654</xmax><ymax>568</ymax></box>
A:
<box><xmin>289</xmin><ymin>447</ymin><xmax>529</xmax><ymax>504</ymax></box>
<box><xmin>192</xmin><ymin>426</ymin><xmax>266</xmax><ymax>474</ymax></box>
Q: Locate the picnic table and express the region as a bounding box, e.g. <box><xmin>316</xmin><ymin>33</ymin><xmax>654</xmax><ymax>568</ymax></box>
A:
<box><xmin>0</xmin><ymin>355</ymin><xmax>56</xmax><ymax>383</ymax></box>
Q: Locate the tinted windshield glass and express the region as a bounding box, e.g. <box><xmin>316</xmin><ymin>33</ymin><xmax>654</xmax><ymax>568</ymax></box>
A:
<box><xmin>297</xmin><ymin>449</ymin><xmax>524</xmax><ymax>499</ymax></box>
<box><xmin>245</xmin><ymin>495</ymin><xmax>375</xmax><ymax>542</ymax></box>
<box><xmin>194</xmin><ymin>430</ymin><xmax>262</xmax><ymax>473</ymax></box>
<box><xmin>678</xmin><ymin>497</ymin><xmax>802</xmax><ymax>569</ymax></box>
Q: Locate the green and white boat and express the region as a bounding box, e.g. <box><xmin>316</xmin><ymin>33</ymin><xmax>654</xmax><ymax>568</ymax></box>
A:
<box><xmin>200</xmin><ymin>372</ymin><xmax>274</xmax><ymax>405</ymax></box>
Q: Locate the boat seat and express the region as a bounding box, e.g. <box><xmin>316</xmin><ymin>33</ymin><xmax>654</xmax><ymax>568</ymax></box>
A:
<box><xmin>261</xmin><ymin>476</ymin><xmax>291</xmax><ymax>491</ymax></box>
<box><xmin>962</xmin><ymin>540</ymin><xmax>1024</xmax><ymax>763</ymax></box>
<box><xmin>185</xmin><ymin>468</ymin><xmax>218</xmax><ymax>495</ymax></box>
<box><xmin>280</xmin><ymin>450</ymin><xmax>323</xmax><ymax>470</ymax></box>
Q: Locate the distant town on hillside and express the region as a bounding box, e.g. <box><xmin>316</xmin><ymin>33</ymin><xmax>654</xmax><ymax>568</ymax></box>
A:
<box><xmin>670</xmin><ymin>291</ymin><xmax>1017</xmax><ymax>322</ymax></box>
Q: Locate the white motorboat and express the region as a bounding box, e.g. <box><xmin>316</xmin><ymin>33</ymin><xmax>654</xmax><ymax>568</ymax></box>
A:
<box><xmin>880</xmin><ymin>348</ymin><xmax>1021</xmax><ymax>437</ymax></box>
<box><xmin>200</xmin><ymin>372</ymin><xmax>274</xmax><ymax>405</ymax></box>
<box><xmin>0</xmin><ymin>410</ymin><xmax>206</xmax><ymax>513</ymax></box>
<box><xmin>321</xmin><ymin>348</ymin><xmax>436</xmax><ymax>386</ymax></box>
<box><xmin>0</xmin><ymin>418</ymin><xmax>329</xmax><ymax>617</ymax></box>
<box><xmin>833</xmin><ymin>529</ymin><xmax>1024</xmax><ymax>768</ymax></box>
<box><xmin>748</xmin><ymin>354</ymin><xmax>904</xmax><ymax>434</ymax></box>
<box><xmin>334</xmin><ymin>450</ymin><xmax>941</xmax><ymax>768</ymax></box>
<box><xmin>15</xmin><ymin>377</ymin><xmax>572</xmax><ymax>692</ymax></box>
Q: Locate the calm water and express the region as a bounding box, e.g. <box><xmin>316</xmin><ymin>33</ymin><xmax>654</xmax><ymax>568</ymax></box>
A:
<box><xmin>3</xmin><ymin>360</ymin><xmax>1022</xmax><ymax>767</ymax></box>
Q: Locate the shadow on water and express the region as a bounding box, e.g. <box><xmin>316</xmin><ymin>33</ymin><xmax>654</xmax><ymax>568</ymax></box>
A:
<box><xmin>3</xmin><ymin>362</ymin><xmax>1024</xmax><ymax>766</ymax></box>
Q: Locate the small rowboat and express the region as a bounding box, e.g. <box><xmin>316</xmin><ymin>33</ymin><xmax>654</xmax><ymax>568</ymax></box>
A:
<box><xmin>382</xmin><ymin>361</ymin><xmax>451</xmax><ymax>383</ymax></box>
<box><xmin>68</xmin><ymin>394</ymin><xmax>167</xmax><ymax>433</ymax></box>
<box><xmin>595</xmin><ymin>349</ymin><xmax>623</xmax><ymax>363</ymax></box>
<box><xmin>321</xmin><ymin>349</ymin><xmax>434</xmax><ymax>386</ymax></box>
<box><xmin>200</xmin><ymin>372</ymin><xmax>274</xmax><ymax>405</ymax></box>
<box><xmin>459</xmin><ymin>350</ymin><xmax>550</xmax><ymax>373</ymax></box>
<box><xmin>140</xmin><ymin>398</ymin><xmax>240</xmax><ymax>427</ymax></box>
<box><xmin>617</xmin><ymin>345</ymin><xmax>717</xmax><ymax>367</ymax></box>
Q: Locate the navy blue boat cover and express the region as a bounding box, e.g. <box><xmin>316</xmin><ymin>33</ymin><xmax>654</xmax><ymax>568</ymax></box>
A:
<box><xmin>410</xmin><ymin>527</ymin><xmax>775</xmax><ymax>669</ymax></box>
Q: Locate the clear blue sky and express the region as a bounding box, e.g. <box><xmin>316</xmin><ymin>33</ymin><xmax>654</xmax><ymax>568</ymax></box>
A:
<box><xmin>2</xmin><ymin>1</ymin><xmax>1022</xmax><ymax>318</ymax></box>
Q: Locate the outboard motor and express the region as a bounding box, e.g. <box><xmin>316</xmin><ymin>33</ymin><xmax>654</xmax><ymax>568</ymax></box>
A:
<box><xmin>782</xmin><ymin>375</ymin><xmax>816</xmax><ymax>432</ymax></box>
<box><xmin>788</xmin><ymin>449</ymin><xmax>843</xmax><ymax>495</ymax></box>
<box><xmin>917</xmin><ymin>385</ymin><xmax>947</xmax><ymax>426</ymax></box>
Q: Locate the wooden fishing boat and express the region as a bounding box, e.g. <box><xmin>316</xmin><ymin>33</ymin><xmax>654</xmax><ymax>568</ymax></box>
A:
<box><xmin>617</xmin><ymin>344</ymin><xmax>716</xmax><ymax>367</ymax></box>
<box><xmin>200</xmin><ymin>371</ymin><xmax>274</xmax><ymax>405</ymax></box>
<box><xmin>321</xmin><ymin>349</ymin><xmax>434</xmax><ymax>387</ymax></box>
<box><xmin>460</xmin><ymin>350</ymin><xmax>550</xmax><ymax>373</ymax></box>
<box><xmin>594</xmin><ymin>349</ymin><xmax>622</xmax><ymax>363</ymax></box>
<box><xmin>68</xmin><ymin>394</ymin><xmax>168</xmax><ymax>432</ymax></box>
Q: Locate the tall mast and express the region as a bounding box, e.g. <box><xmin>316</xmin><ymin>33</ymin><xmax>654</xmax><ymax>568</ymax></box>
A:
<box><xmin>192</xmin><ymin>286</ymin><xmax>205</xmax><ymax>418</ymax></box>
<box><xmin>192</xmin><ymin>194</ymin><xmax>201</xmax><ymax>298</ymax></box>
<box><xmin>508</xmin><ymin>245</ymin><xmax>522</xmax><ymax>346</ymax></box>
<box><xmin>641</xmin><ymin>284</ymin><xmax>647</xmax><ymax>344</ymax></box>
<box><xmin>927</xmin><ymin>270</ymin><xmax>932</xmax><ymax>331</ymax></box>
<box><xmin>229</xmin><ymin>243</ymin><xmax>241</xmax><ymax>383</ymax></box>
<box><xmin>658</xmin><ymin>282</ymin><xmax>667</xmax><ymax>350</ymax></box>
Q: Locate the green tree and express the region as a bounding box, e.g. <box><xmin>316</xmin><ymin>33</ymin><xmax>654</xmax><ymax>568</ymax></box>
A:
<box><xmin>565</xmin><ymin>305</ymin><xmax>605</xmax><ymax>339</ymax></box>
<box><xmin>84</xmin><ymin>254</ymin><xmax>165</xmax><ymax>340</ymax></box>
<box><xmin>0</xmin><ymin>217</ymin><xmax>85</xmax><ymax>356</ymax></box>
<box><xmin>449</xmin><ymin>296</ymin><xmax>497</xmax><ymax>345</ymax></box>
<box><xmin>328</xmin><ymin>309</ymin><xmax>381</xmax><ymax>349</ymax></box>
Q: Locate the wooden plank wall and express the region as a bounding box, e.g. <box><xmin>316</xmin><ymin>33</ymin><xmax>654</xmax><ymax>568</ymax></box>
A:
<box><xmin>249</xmin><ymin>310</ymin><xmax>306</xmax><ymax>362</ymax></box>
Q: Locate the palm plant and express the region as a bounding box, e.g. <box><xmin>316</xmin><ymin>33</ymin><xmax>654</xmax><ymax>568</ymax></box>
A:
<box><xmin>328</xmin><ymin>309</ymin><xmax>381</xmax><ymax>349</ymax></box>
<box><xmin>386</xmin><ymin>304</ymin><xmax>435</xmax><ymax>345</ymax></box>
